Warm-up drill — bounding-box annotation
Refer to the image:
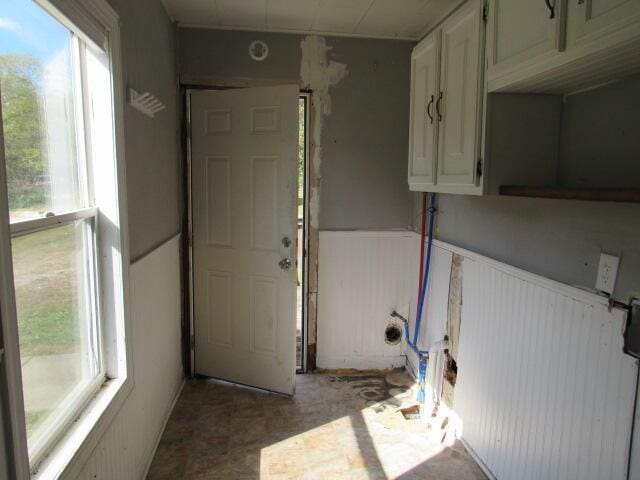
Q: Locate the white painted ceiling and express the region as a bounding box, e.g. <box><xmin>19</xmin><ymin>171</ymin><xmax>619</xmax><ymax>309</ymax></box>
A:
<box><xmin>161</xmin><ymin>0</ymin><xmax>465</xmax><ymax>41</ymax></box>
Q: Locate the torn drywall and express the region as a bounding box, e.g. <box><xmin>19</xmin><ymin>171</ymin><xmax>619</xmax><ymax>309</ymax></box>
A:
<box><xmin>300</xmin><ymin>36</ymin><xmax>348</xmax><ymax>370</ymax></box>
<box><xmin>447</xmin><ymin>254</ymin><xmax>463</xmax><ymax>361</ymax></box>
<box><xmin>300</xmin><ymin>35</ymin><xmax>348</xmax><ymax>229</ymax></box>
<box><xmin>300</xmin><ymin>35</ymin><xmax>348</xmax><ymax>116</ymax></box>
<box><xmin>309</xmin><ymin>186</ymin><xmax>320</xmax><ymax>227</ymax></box>
<box><xmin>443</xmin><ymin>253</ymin><xmax>463</xmax><ymax>408</ymax></box>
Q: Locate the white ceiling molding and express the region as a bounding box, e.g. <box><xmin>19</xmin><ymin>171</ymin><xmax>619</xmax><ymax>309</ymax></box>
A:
<box><xmin>161</xmin><ymin>0</ymin><xmax>466</xmax><ymax>41</ymax></box>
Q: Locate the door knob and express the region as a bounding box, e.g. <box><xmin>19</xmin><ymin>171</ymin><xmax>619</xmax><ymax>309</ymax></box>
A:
<box><xmin>278</xmin><ymin>258</ymin><xmax>293</xmax><ymax>270</ymax></box>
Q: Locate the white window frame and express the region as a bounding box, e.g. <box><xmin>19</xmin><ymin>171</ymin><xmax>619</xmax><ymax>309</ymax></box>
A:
<box><xmin>10</xmin><ymin>210</ymin><xmax>104</xmax><ymax>469</ymax></box>
<box><xmin>0</xmin><ymin>0</ymin><xmax>132</xmax><ymax>478</ymax></box>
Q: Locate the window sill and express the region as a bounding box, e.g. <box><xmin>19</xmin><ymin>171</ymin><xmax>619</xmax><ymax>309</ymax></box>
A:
<box><xmin>32</xmin><ymin>375</ymin><xmax>134</xmax><ymax>480</ymax></box>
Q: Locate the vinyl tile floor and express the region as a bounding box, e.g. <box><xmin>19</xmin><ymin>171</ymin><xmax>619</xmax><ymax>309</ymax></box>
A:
<box><xmin>146</xmin><ymin>370</ymin><xmax>487</xmax><ymax>480</ymax></box>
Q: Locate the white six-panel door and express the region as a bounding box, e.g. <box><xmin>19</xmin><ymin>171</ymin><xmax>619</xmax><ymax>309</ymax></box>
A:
<box><xmin>190</xmin><ymin>86</ymin><xmax>299</xmax><ymax>395</ymax></box>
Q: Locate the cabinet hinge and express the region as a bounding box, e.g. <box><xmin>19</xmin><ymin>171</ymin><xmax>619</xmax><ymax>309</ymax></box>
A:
<box><xmin>482</xmin><ymin>1</ymin><xmax>489</xmax><ymax>22</ymax></box>
<box><xmin>190</xmin><ymin>334</ymin><xmax>195</xmax><ymax>350</ymax></box>
<box><xmin>477</xmin><ymin>158</ymin><xmax>483</xmax><ymax>178</ymax></box>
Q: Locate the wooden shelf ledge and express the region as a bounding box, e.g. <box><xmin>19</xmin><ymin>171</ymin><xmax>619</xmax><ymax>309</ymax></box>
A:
<box><xmin>499</xmin><ymin>186</ymin><xmax>640</xmax><ymax>203</ymax></box>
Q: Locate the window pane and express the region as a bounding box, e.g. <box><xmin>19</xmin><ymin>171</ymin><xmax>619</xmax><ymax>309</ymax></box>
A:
<box><xmin>12</xmin><ymin>221</ymin><xmax>100</xmax><ymax>452</ymax></box>
<box><xmin>0</xmin><ymin>0</ymin><xmax>85</xmax><ymax>223</ymax></box>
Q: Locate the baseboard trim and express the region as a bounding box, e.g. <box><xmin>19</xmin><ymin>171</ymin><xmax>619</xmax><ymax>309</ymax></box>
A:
<box><xmin>316</xmin><ymin>355</ymin><xmax>406</xmax><ymax>370</ymax></box>
<box><xmin>140</xmin><ymin>377</ymin><xmax>185</xmax><ymax>479</ymax></box>
<box><xmin>458</xmin><ymin>438</ymin><xmax>497</xmax><ymax>480</ymax></box>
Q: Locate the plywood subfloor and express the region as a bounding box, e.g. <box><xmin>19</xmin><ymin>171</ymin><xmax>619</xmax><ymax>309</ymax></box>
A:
<box><xmin>146</xmin><ymin>371</ymin><xmax>487</xmax><ymax>479</ymax></box>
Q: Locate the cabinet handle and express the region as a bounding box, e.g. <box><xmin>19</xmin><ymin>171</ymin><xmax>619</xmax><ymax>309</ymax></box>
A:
<box><xmin>426</xmin><ymin>95</ymin><xmax>434</xmax><ymax>124</ymax></box>
<box><xmin>544</xmin><ymin>0</ymin><xmax>555</xmax><ymax>19</ymax></box>
<box><xmin>436</xmin><ymin>92</ymin><xmax>443</xmax><ymax>121</ymax></box>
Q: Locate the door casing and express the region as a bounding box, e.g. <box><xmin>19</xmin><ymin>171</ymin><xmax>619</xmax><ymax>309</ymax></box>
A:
<box><xmin>183</xmin><ymin>85</ymin><xmax>313</xmax><ymax>379</ymax></box>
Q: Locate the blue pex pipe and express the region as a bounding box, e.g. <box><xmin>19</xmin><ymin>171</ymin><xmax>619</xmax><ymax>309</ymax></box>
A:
<box><xmin>402</xmin><ymin>193</ymin><xmax>436</xmax><ymax>415</ymax></box>
<box><xmin>417</xmin><ymin>355</ymin><xmax>427</xmax><ymax>405</ymax></box>
<box><xmin>403</xmin><ymin>322</ymin><xmax>428</xmax><ymax>356</ymax></box>
<box><xmin>413</xmin><ymin>192</ymin><xmax>437</xmax><ymax>347</ymax></box>
<box><xmin>404</xmin><ymin>321</ymin><xmax>428</xmax><ymax>415</ymax></box>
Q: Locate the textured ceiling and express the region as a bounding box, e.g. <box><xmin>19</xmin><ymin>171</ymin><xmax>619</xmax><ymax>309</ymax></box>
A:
<box><xmin>161</xmin><ymin>0</ymin><xmax>464</xmax><ymax>40</ymax></box>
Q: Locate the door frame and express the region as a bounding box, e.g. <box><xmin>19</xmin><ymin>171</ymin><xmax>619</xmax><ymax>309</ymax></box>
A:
<box><xmin>298</xmin><ymin>91</ymin><xmax>310</xmax><ymax>373</ymax></box>
<box><xmin>181</xmin><ymin>85</ymin><xmax>312</xmax><ymax>377</ymax></box>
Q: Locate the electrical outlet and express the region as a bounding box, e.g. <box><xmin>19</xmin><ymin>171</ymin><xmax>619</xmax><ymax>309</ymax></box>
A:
<box><xmin>596</xmin><ymin>253</ymin><xmax>619</xmax><ymax>295</ymax></box>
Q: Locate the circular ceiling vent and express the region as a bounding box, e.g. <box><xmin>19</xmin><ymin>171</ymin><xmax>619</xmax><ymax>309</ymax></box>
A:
<box><xmin>248</xmin><ymin>40</ymin><xmax>269</xmax><ymax>61</ymax></box>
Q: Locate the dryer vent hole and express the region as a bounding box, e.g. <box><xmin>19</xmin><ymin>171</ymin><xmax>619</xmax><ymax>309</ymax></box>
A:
<box><xmin>385</xmin><ymin>323</ymin><xmax>402</xmax><ymax>345</ymax></box>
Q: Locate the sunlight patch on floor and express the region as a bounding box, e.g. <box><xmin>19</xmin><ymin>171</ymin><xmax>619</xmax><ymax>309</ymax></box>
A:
<box><xmin>148</xmin><ymin>371</ymin><xmax>486</xmax><ymax>479</ymax></box>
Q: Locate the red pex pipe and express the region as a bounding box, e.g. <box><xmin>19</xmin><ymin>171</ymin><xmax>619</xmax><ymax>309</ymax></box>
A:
<box><xmin>417</xmin><ymin>192</ymin><xmax>428</xmax><ymax>298</ymax></box>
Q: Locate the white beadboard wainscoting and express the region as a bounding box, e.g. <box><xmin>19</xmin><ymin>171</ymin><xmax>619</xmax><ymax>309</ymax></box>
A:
<box><xmin>72</xmin><ymin>235</ymin><xmax>184</xmax><ymax>479</ymax></box>
<box><xmin>317</xmin><ymin>230</ymin><xmax>419</xmax><ymax>369</ymax></box>
<box><xmin>453</xmin><ymin>248</ymin><xmax>638</xmax><ymax>480</ymax></box>
<box><xmin>315</xmin><ymin>230</ymin><xmax>455</xmax><ymax>373</ymax></box>
<box><xmin>317</xmin><ymin>229</ymin><xmax>639</xmax><ymax>480</ymax></box>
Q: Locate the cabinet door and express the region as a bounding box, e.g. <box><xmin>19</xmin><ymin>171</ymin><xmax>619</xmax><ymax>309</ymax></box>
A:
<box><xmin>408</xmin><ymin>32</ymin><xmax>440</xmax><ymax>190</ymax></box>
<box><xmin>437</xmin><ymin>1</ymin><xmax>482</xmax><ymax>188</ymax></box>
<box><xmin>567</xmin><ymin>0</ymin><xmax>640</xmax><ymax>45</ymax></box>
<box><xmin>487</xmin><ymin>0</ymin><xmax>566</xmax><ymax>81</ymax></box>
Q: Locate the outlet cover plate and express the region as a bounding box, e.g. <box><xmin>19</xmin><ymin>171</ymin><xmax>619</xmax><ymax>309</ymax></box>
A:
<box><xmin>596</xmin><ymin>253</ymin><xmax>619</xmax><ymax>295</ymax></box>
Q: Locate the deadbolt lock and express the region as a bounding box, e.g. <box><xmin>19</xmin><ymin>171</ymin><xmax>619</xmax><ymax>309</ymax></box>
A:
<box><xmin>282</xmin><ymin>236</ymin><xmax>292</xmax><ymax>247</ymax></box>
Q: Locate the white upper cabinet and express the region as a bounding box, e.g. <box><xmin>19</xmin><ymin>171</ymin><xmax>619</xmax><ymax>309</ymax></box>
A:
<box><xmin>486</xmin><ymin>0</ymin><xmax>640</xmax><ymax>92</ymax></box>
<box><xmin>567</xmin><ymin>0</ymin><xmax>640</xmax><ymax>46</ymax></box>
<box><xmin>408</xmin><ymin>0</ymin><xmax>485</xmax><ymax>194</ymax></box>
<box><xmin>407</xmin><ymin>0</ymin><xmax>640</xmax><ymax>199</ymax></box>
<box><xmin>486</xmin><ymin>0</ymin><xmax>566</xmax><ymax>83</ymax></box>
<box><xmin>408</xmin><ymin>32</ymin><xmax>440</xmax><ymax>189</ymax></box>
<box><xmin>438</xmin><ymin>4</ymin><xmax>483</xmax><ymax>189</ymax></box>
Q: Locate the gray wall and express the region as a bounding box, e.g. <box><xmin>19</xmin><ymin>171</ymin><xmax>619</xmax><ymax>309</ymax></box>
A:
<box><xmin>179</xmin><ymin>27</ymin><xmax>640</xmax><ymax>302</ymax></box>
<box><xmin>178</xmin><ymin>29</ymin><xmax>301</xmax><ymax>82</ymax></box>
<box><xmin>107</xmin><ymin>0</ymin><xmax>181</xmax><ymax>261</ymax></box>
<box><xmin>320</xmin><ymin>36</ymin><xmax>413</xmax><ymax>230</ymax></box>
<box><xmin>431</xmin><ymin>194</ymin><xmax>640</xmax><ymax>302</ymax></box>
<box><xmin>559</xmin><ymin>75</ymin><xmax>640</xmax><ymax>188</ymax></box>
<box><xmin>415</xmin><ymin>77</ymin><xmax>640</xmax><ymax>303</ymax></box>
<box><xmin>177</xmin><ymin>28</ymin><xmax>414</xmax><ymax>230</ymax></box>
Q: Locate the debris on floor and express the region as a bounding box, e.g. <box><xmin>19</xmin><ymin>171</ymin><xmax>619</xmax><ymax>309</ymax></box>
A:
<box><xmin>400</xmin><ymin>404</ymin><xmax>421</xmax><ymax>420</ymax></box>
<box><xmin>147</xmin><ymin>369</ymin><xmax>487</xmax><ymax>480</ymax></box>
